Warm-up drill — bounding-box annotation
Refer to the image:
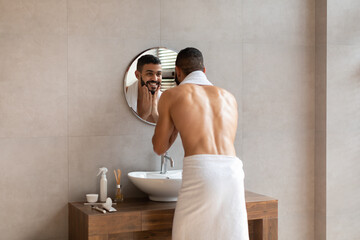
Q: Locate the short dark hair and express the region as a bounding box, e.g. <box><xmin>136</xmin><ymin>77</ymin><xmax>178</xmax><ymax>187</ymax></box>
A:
<box><xmin>175</xmin><ymin>47</ymin><xmax>204</xmax><ymax>76</ymax></box>
<box><xmin>137</xmin><ymin>54</ymin><xmax>161</xmax><ymax>72</ymax></box>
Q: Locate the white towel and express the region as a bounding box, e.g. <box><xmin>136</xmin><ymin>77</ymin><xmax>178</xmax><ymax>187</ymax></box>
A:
<box><xmin>125</xmin><ymin>80</ymin><xmax>138</xmax><ymax>112</ymax></box>
<box><xmin>172</xmin><ymin>154</ymin><xmax>249</xmax><ymax>240</ymax></box>
<box><xmin>180</xmin><ymin>70</ymin><xmax>213</xmax><ymax>86</ymax></box>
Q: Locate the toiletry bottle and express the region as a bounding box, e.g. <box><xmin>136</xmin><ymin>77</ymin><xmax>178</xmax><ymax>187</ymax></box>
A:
<box><xmin>115</xmin><ymin>185</ymin><xmax>124</xmax><ymax>202</ymax></box>
<box><xmin>97</xmin><ymin>167</ymin><xmax>108</xmax><ymax>202</ymax></box>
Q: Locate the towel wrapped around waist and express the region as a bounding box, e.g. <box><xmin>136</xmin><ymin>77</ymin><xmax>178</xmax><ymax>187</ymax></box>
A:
<box><xmin>172</xmin><ymin>154</ymin><xmax>249</xmax><ymax>240</ymax></box>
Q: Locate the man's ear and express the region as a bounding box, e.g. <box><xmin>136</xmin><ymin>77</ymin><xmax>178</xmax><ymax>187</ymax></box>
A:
<box><xmin>175</xmin><ymin>66</ymin><xmax>181</xmax><ymax>79</ymax></box>
<box><xmin>203</xmin><ymin>67</ymin><xmax>206</xmax><ymax>73</ymax></box>
<box><xmin>135</xmin><ymin>70</ymin><xmax>141</xmax><ymax>80</ymax></box>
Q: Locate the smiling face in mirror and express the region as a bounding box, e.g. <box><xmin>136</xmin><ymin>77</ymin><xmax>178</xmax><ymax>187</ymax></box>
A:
<box><xmin>134</xmin><ymin>60</ymin><xmax>162</xmax><ymax>123</ymax></box>
<box><xmin>124</xmin><ymin>48</ymin><xmax>177</xmax><ymax>125</ymax></box>
<box><xmin>136</xmin><ymin>63</ymin><xmax>162</xmax><ymax>96</ymax></box>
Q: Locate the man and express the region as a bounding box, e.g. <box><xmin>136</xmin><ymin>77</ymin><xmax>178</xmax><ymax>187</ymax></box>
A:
<box><xmin>125</xmin><ymin>54</ymin><xmax>162</xmax><ymax>123</ymax></box>
<box><xmin>152</xmin><ymin>47</ymin><xmax>249</xmax><ymax>240</ymax></box>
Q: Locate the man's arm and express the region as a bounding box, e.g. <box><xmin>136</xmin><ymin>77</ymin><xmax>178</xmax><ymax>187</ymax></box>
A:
<box><xmin>152</xmin><ymin>91</ymin><xmax>178</xmax><ymax>155</ymax></box>
<box><xmin>150</xmin><ymin>86</ymin><xmax>161</xmax><ymax>122</ymax></box>
<box><xmin>137</xmin><ymin>85</ymin><xmax>152</xmax><ymax>119</ymax></box>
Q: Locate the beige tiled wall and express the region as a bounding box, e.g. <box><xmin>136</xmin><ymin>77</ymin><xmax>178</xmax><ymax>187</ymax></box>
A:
<box><xmin>315</xmin><ymin>0</ymin><xmax>327</xmax><ymax>239</ymax></box>
<box><xmin>316</xmin><ymin>1</ymin><xmax>360</xmax><ymax>239</ymax></box>
<box><xmin>0</xmin><ymin>0</ymin><xmax>68</xmax><ymax>239</ymax></box>
<box><xmin>242</xmin><ymin>1</ymin><xmax>315</xmax><ymax>240</ymax></box>
<box><xmin>243</xmin><ymin>0</ymin><xmax>315</xmax><ymax>45</ymax></box>
<box><xmin>327</xmin><ymin>0</ymin><xmax>360</xmax><ymax>45</ymax></box>
<box><xmin>0</xmin><ymin>138</ymin><xmax>68</xmax><ymax>239</ymax></box>
<box><xmin>326</xmin><ymin>43</ymin><xmax>360</xmax><ymax>240</ymax></box>
<box><xmin>242</xmin><ymin>43</ymin><xmax>315</xmax><ymax>239</ymax></box>
<box><xmin>0</xmin><ymin>0</ymin><xmax>317</xmax><ymax>239</ymax></box>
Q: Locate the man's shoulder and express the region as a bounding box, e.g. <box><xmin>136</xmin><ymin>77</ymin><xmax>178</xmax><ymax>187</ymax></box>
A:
<box><xmin>160</xmin><ymin>87</ymin><xmax>175</xmax><ymax>98</ymax></box>
<box><xmin>158</xmin><ymin>87</ymin><xmax>177</xmax><ymax>105</ymax></box>
<box><xmin>213</xmin><ymin>85</ymin><xmax>234</xmax><ymax>95</ymax></box>
<box><xmin>161</xmin><ymin>84</ymin><xmax>234</xmax><ymax>98</ymax></box>
<box><xmin>211</xmin><ymin>86</ymin><xmax>237</xmax><ymax>106</ymax></box>
<box><xmin>161</xmin><ymin>85</ymin><xmax>185</xmax><ymax>97</ymax></box>
<box><xmin>204</xmin><ymin>85</ymin><xmax>235</xmax><ymax>97</ymax></box>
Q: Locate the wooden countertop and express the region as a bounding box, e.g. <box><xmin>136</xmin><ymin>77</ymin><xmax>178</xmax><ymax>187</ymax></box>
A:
<box><xmin>69</xmin><ymin>191</ymin><xmax>277</xmax><ymax>220</ymax></box>
<box><xmin>69</xmin><ymin>190</ymin><xmax>278</xmax><ymax>240</ymax></box>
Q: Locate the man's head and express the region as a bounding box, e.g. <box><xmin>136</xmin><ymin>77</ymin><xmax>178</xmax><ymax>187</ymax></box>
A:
<box><xmin>135</xmin><ymin>54</ymin><xmax>162</xmax><ymax>95</ymax></box>
<box><xmin>137</xmin><ymin>54</ymin><xmax>161</xmax><ymax>72</ymax></box>
<box><xmin>175</xmin><ymin>47</ymin><xmax>205</xmax><ymax>84</ymax></box>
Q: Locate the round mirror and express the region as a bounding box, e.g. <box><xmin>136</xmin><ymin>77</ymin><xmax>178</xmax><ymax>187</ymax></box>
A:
<box><xmin>124</xmin><ymin>47</ymin><xmax>178</xmax><ymax>125</ymax></box>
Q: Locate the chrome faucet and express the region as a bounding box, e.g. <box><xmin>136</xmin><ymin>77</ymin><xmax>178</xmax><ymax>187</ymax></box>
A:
<box><xmin>160</xmin><ymin>152</ymin><xmax>174</xmax><ymax>174</ymax></box>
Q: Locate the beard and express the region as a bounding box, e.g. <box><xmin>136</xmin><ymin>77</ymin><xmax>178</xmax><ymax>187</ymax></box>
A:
<box><xmin>140</xmin><ymin>76</ymin><xmax>159</xmax><ymax>95</ymax></box>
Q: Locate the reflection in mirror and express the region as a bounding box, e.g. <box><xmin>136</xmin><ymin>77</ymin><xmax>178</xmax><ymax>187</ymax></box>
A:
<box><xmin>124</xmin><ymin>47</ymin><xmax>178</xmax><ymax>125</ymax></box>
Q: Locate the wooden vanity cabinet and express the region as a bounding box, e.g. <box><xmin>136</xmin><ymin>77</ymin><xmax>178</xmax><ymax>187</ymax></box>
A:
<box><xmin>69</xmin><ymin>191</ymin><xmax>278</xmax><ymax>240</ymax></box>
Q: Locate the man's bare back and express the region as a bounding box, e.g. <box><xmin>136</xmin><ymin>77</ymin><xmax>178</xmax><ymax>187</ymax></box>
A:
<box><xmin>152</xmin><ymin>47</ymin><xmax>248</xmax><ymax>240</ymax></box>
<box><xmin>152</xmin><ymin>83</ymin><xmax>238</xmax><ymax>157</ymax></box>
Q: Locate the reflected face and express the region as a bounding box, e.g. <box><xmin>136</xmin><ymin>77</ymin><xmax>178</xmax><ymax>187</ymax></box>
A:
<box><xmin>139</xmin><ymin>64</ymin><xmax>162</xmax><ymax>94</ymax></box>
<box><xmin>124</xmin><ymin>47</ymin><xmax>178</xmax><ymax>125</ymax></box>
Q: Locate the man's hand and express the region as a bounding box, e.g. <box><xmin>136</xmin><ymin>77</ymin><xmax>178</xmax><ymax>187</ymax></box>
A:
<box><xmin>151</xmin><ymin>86</ymin><xmax>161</xmax><ymax>122</ymax></box>
<box><xmin>137</xmin><ymin>85</ymin><xmax>152</xmax><ymax>119</ymax></box>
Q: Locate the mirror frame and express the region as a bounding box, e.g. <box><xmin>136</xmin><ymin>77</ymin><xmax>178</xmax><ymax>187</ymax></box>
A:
<box><xmin>123</xmin><ymin>47</ymin><xmax>177</xmax><ymax>126</ymax></box>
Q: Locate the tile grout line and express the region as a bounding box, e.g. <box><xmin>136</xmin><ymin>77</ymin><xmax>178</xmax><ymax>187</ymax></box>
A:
<box><xmin>67</xmin><ymin>0</ymin><xmax>70</xmax><ymax>204</ymax></box>
<box><xmin>159</xmin><ymin>0</ymin><xmax>162</xmax><ymax>47</ymax></box>
<box><xmin>240</xmin><ymin>0</ymin><xmax>244</xmax><ymax>160</ymax></box>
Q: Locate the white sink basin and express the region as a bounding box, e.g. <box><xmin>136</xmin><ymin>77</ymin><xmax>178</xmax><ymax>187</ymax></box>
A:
<box><xmin>128</xmin><ymin>170</ymin><xmax>182</xmax><ymax>202</ymax></box>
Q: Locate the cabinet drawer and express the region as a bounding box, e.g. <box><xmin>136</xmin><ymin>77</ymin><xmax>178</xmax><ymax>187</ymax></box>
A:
<box><xmin>89</xmin><ymin>212</ymin><xmax>142</xmax><ymax>235</ymax></box>
<box><xmin>141</xmin><ymin>209</ymin><xmax>175</xmax><ymax>231</ymax></box>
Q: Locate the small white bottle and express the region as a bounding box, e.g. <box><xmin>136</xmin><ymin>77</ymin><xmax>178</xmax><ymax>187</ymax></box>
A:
<box><xmin>97</xmin><ymin>167</ymin><xmax>108</xmax><ymax>202</ymax></box>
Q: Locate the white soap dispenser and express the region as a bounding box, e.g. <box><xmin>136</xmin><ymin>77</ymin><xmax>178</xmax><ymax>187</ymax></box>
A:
<box><xmin>97</xmin><ymin>167</ymin><xmax>108</xmax><ymax>202</ymax></box>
